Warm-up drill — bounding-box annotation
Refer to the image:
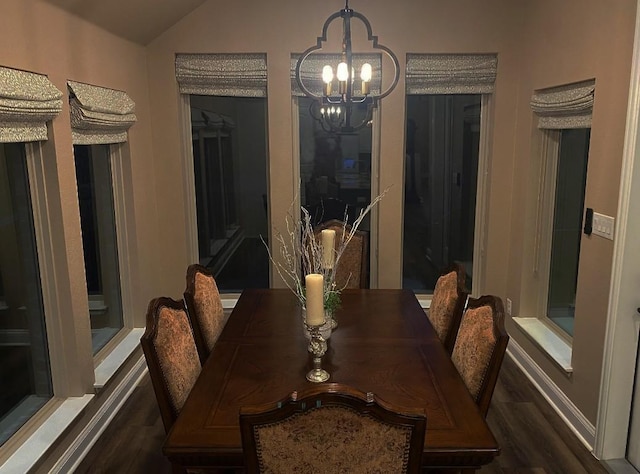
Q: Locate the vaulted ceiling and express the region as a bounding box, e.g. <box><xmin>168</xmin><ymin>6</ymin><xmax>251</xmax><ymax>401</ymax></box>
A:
<box><xmin>40</xmin><ymin>0</ymin><xmax>207</xmax><ymax>45</ymax></box>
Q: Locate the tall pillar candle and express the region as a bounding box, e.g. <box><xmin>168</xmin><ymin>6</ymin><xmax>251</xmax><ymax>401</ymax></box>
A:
<box><xmin>321</xmin><ymin>229</ymin><xmax>336</xmax><ymax>269</ymax></box>
<box><xmin>305</xmin><ymin>273</ymin><xmax>325</xmax><ymax>326</ymax></box>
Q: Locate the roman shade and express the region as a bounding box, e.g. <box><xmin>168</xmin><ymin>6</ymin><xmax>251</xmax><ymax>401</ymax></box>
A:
<box><xmin>0</xmin><ymin>66</ymin><xmax>63</xmax><ymax>143</ymax></box>
<box><xmin>67</xmin><ymin>81</ymin><xmax>137</xmax><ymax>145</ymax></box>
<box><xmin>175</xmin><ymin>53</ymin><xmax>267</xmax><ymax>97</ymax></box>
<box><xmin>530</xmin><ymin>80</ymin><xmax>595</xmax><ymax>129</ymax></box>
<box><xmin>291</xmin><ymin>53</ymin><xmax>382</xmax><ymax>97</ymax></box>
<box><xmin>406</xmin><ymin>54</ymin><xmax>498</xmax><ymax>95</ymax></box>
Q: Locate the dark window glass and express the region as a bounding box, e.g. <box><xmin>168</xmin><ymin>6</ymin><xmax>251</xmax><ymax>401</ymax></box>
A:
<box><xmin>74</xmin><ymin>144</ymin><xmax>123</xmax><ymax>353</ymax></box>
<box><xmin>191</xmin><ymin>96</ymin><xmax>269</xmax><ymax>291</ymax></box>
<box><xmin>547</xmin><ymin>128</ymin><xmax>590</xmax><ymax>336</ymax></box>
<box><xmin>403</xmin><ymin>95</ymin><xmax>481</xmax><ymax>293</ymax></box>
<box><xmin>0</xmin><ymin>143</ymin><xmax>52</xmax><ymax>446</ymax></box>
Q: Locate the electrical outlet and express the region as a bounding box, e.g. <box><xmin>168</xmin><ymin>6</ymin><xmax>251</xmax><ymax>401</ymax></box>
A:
<box><xmin>506</xmin><ymin>298</ymin><xmax>512</xmax><ymax>316</ymax></box>
<box><xmin>592</xmin><ymin>212</ymin><xmax>615</xmax><ymax>240</ymax></box>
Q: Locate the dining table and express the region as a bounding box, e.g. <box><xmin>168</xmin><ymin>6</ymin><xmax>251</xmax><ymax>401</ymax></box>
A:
<box><xmin>163</xmin><ymin>288</ymin><xmax>500</xmax><ymax>471</ymax></box>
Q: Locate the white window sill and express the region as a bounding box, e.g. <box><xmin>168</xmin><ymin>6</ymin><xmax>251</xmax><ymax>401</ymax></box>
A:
<box><xmin>1</xmin><ymin>328</ymin><xmax>145</xmax><ymax>472</ymax></box>
<box><xmin>1</xmin><ymin>395</ymin><xmax>94</xmax><ymax>473</ymax></box>
<box><xmin>94</xmin><ymin>328</ymin><xmax>144</xmax><ymax>390</ymax></box>
<box><xmin>513</xmin><ymin>317</ymin><xmax>573</xmax><ymax>373</ymax></box>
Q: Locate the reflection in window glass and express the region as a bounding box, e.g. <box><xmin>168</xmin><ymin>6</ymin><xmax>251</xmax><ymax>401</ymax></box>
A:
<box><xmin>74</xmin><ymin>144</ymin><xmax>123</xmax><ymax>353</ymax></box>
<box><xmin>403</xmin><ymin>95</ymin><xmax>481</xmax><ymax>293</ymax></box>
<box><xmin>298</xmin><ymin>97</ymin><xmax>372</xmax><ymax>230</ymax></box>
<box><xmin>547</xmin><ymin>129</ymin><xmax>590</xmax><ymax>337</ymax></box>
<box><xmin>190</xmin><ymin>95</ymin><xmax>269</xmax><ymax>291</ymax></box>
<box><xmin>0</xmin><ymin>143</ymin><xmax>52</xmax><ymax>446</ymax></box>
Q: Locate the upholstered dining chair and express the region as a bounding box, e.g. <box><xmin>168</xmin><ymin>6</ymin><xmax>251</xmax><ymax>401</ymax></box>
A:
<box><xmin>183</xmin><ymin>264</ymin><xmax>227</xmax><ymax>364</ymax></box>
<box><xmin>239</xmin><ymin>383</ymin><xmax>427</xmax><ymax>474</ymax></box>
<box><xmin>314</xmin><ymin>219</ymin><xmax>369</xmax><ymax>289</ymax></box>
<box><xmin>427</xmin><ymin>263</ymin><xmax>469</xmax><ymax>354</ymax></box>
<box><xmin>451</xmin><ymin>295</ymin><xmax>509</xmax><ymax>417</ymax></box>
<box><xmin>140</xmin><ymin>297</ymin><xmax>201</xmax><ymax>434</ymax></box>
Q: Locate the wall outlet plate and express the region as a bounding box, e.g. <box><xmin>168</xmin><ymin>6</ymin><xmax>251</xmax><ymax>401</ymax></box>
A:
<box><xmin>592</xmin><ymin>212</ymin><xmax>615</xmax><ymax>240</ymax></box>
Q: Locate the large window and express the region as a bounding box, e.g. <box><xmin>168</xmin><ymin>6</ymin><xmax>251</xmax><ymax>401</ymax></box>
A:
<box><xmin>74</xmin><ymin>144</ymin><xmax>123</xmax><ymax>354</ymax></box>
<box><xmin>529</xmin><ymin>80</ymin><xmax>595</xmax><ymax>339</ymax></box>
<box><xmin>0</xmin><ymin>143</ymin><xmax>52</xmax><ymax>446</ymax></box>
<box><xmin>403</xmin><ymin>53</ymin><xmax>497</xmax><ymax>295</ymax></box>
<box><xmin>190</xmin><ymin>96</ymin><xmax>269</xmax><ymax>291</ymax></box>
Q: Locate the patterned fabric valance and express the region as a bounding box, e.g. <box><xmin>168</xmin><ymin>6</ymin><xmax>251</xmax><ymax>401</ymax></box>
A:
<box><xmin>68</xmin><ymin>81</ymin><xmax>137</xmax><ymax>145</ymax></box>
<box><xmin>175</xmin><ymin>53</ymin><xmax>268</xmax><ymax>97</ymax></box>
<box><xmin>291</xmin><ymin>53</ymin><xmax>382</xmax><ymax>97</ymax></box>
<box><xmin>0</xmin><ymin>66</ymin><xmax>63</xmax><ymax>143</ymax></box>
<box><xmin>406</xmin><ymin>54</ymin><xmax>498</xmax><ymax>95</ymax></box>
<box><xmin>530</xmin><ymin>80</ymin><xmax>595</xmax><ymax>129</ymax></box>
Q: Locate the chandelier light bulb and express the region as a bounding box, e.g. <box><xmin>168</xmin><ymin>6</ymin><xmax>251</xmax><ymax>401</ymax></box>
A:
<box><xmin>322</xmin><ymin>65</ymin><xmax>333</xmax><ymax>96</ymax></box>
<box><xmin>360</xmin><ymin>63</ymin><xmax>372</xmax><ymax>82</ymax></box>
<box><xmin>337</xmin><ymin>62</ymin><xmax>349</xmax><ymax>82</ymax></box>
<box><xmin>322</xmin><ymin>65</ymin><xmax>334</xmax><ymax>84</ymax></box>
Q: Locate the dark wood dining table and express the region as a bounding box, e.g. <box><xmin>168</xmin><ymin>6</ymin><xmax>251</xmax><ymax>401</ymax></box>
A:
<box><xmin>163</xmin><ymin>288</ymin><xmax>499</xmax><ymax>471</ymax></box>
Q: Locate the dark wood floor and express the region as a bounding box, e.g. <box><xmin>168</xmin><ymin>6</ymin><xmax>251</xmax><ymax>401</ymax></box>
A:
<box><xmin>75</xmin><ymin>355</ymin><xmax>608</xmax><ymax>473</ymax></box>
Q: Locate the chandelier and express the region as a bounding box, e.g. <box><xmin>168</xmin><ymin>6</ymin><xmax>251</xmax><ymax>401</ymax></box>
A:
<box><xmin>295</xmin><ymin>1</ymin><xmax>400</xmax><ymax>134</ymax></box>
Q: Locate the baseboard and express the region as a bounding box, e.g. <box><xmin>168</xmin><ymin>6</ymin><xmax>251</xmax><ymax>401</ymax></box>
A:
<box><xmin>49</xmin><ymin>354</ymin><xmax>148</xmax><ymax>473</ymax></box>
<box><xmin>506</xmin><ymin>338</ymin><xmax>596</xmax><ymax>452</ymax></box>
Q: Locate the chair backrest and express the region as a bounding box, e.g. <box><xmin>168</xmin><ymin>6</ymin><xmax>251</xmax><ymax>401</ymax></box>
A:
<box><xmin>314</xmin><ymin>219</ymin><xmax>369</xmax><ymax>289</ymax></box>
<box><xmin>427</xmin><ymin>263</ymin><xmax>468</xmax><ymax>354</ymax></box>
<box><xmin>239</xmin><ymin>383</ymin><xmax>426</xmax><ymax>474</ymax></box>
<box><xmin>184</xmin><ymin>263</ymin><xmax>226</xmax><ymax>364</ymax></box>
<box><xmin>140</xmin><ymin>297</ymin><xmax>201</xmax><ymax>433</ymax></box>
<box><xmin>451</xmin><ymin>295</ymin><xmax>509</xmax><ymax>417</ymax></box>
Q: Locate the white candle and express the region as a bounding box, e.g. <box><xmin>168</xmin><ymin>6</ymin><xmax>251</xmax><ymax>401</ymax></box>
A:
<box><xmin>305</xmin><ymin>273</ymin><xmax>325</xmax><ymax>326</ymax></box>
<box><xmin>321</xmin><ymin>229</ymin><xmax>336</xmax><ymax>269</ymax></box>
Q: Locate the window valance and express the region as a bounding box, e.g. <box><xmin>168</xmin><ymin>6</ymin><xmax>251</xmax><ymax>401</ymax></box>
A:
<box><xmin>68</xmin><ymin>81</ymin><xmax>137</xmax><ymax>145</ymax></box>
<box><xmin>530</xmin><ymin>80</ymin><xmax>595</xmax><ymax>129</ymax></box>
<box><xmin>290</xmin><ymin>53</ymin><xmax>382</xmax><ymax>97</ymax></box>
<box><xmin>406</xmin><ymin>54</ymin><xmax>498</xmax><ymax>95</ymax></box>
<box><xmin>175</xmin><ymin>53</ymin><xmax>268</xmax><ymax>97</ymax></box>
<box><xmin>0</xmin><ymin>66</ymin><xmax>63</xmax><ymax>143</ymax></box>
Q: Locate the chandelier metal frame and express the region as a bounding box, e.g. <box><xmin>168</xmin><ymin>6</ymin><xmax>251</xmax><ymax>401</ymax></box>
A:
<box><xmin>295</xmin><ymin>0</ymin><xmax>400</xmax><ymax>134</ymax></box>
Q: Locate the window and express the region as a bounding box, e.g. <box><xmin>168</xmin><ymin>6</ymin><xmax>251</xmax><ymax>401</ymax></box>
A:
<box><xmin>403</xmin><ymin>54</ymin><xmax>497</xmax><ymax>294</ymax></box>
<box><xmin>74</xmin><ymin>144</ymin><xmax>123</xmax><ymax>353</ymax></box>
<box><xmin>0</xmin><ymin>143</ymin><xmax>52</xmax><ymax>446</ymax></box>
<box><xmin>0</xmin><ymin>66</ymin><xmax>61</xmax><ymax>446</ymax></box>
<box><xmin>67</xmin><ymin>80</ymin><xmax>137</xmax><ymax>354</ymax></box>
<box><xmin>524</xmin><ymin>80</ymin><xmax>594</xmax><ymax>342</ymax></box>
<box><xmin>176</xmin><ymin>54</ymin><xmax>270</xmax><ymax>292</ymax></box>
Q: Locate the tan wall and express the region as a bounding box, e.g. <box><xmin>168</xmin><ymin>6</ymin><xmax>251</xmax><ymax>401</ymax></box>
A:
<box><xmin>507</xmin><ymin>0</ymin><xmax>636</xmax><ymax>422</ymax></box>
<box><xmin>0</xmin><ymin>0</ymin><xmax>155</xmax><ymax>392</ymax></box>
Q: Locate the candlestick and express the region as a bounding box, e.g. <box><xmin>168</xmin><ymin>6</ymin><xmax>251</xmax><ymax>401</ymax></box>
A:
<box><xmin>305</xmin><ymin>324</ymin><xmax>330</xmax><ymax>383</ymax></box>
<box><xmin>321</xmin><ymin>229</ymin><xmax>336</xmax><ymax>269</ymax></box>
<box><xmin>305</xmin><ymin>273</ymin><xmax>325</xmax><ymax>326</ymax></box>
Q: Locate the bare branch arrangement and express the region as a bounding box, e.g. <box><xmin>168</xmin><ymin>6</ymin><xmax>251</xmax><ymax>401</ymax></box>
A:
<box><xmin>262</xmin><ymin>188</ymin><xmax>389</xmax><ymax>311</ymax></box>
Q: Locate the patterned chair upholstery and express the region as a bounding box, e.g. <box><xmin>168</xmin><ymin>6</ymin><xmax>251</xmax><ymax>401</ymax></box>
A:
<box><xmin>451</xmin><ymin>295</ymin><xmax>509</xmax><ymax>417</ymax></box>
<box><xmin>140</xmin><ymin>297</ymin><xmax>201</xmax><ymax>433</ymax></box>
<box><xmin>240</xmin><ymin>383</ymin><xmax>426</xmax><ymax>474</ymax></box>
<box><xmin>184</xmin><ymin>264</ymin><xmax>227</xmax><ymax>364</ymax></box>
<box><xmin>314</xmin><ymin>219</ymin><xmax>369</xmax><ymax>289</ymax></box>
<box><xmin>427</xmin><ymin>263</ymin><xmax>468</xmax><ymax>354</ymax></box>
